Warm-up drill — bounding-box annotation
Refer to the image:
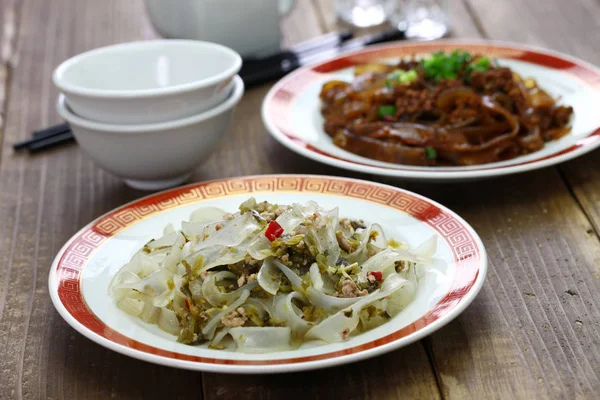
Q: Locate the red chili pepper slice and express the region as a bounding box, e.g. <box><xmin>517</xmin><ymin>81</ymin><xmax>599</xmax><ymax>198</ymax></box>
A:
<box><xmin>265</xmin><ymin>220</ymin><xmax>284</xmax><ymax>242</ymax></box>
<box><xmin>369</xmin><ymin>271</ymin><xmax>383</xmax><ymax>282</ymax></box>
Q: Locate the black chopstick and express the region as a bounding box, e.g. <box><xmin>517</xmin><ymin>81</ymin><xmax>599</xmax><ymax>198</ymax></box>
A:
<box><xmin>28</xmin><ymin>130</ymin><xmax>74</xmax><ymax>152</ymax></box>
<box><xmin>243</xmin><ymin>30</ymin><xmax>354</xmax><ymax>65</ymax></box>
<box><xmin>289</xmin><ymin>30</ymin><xmax>353</xmax><ymax>55</ymax></box>
<box><xmin>241</xmin><ymin>30</ymin><xmax>356</xmax><ymax>87</ymax></box>
<box><xmin>13</xmin><ymin>122</ymin><xmax>71</xmax><ymax>151</ymax></box>
<box><xmin>240</xmin><ymin>27</ymin><xmax>406</xmax><ymax>88</ymax></box>
<box><xmin>302</xmin><ymin>27</ymin><xmax>407</xmax><ymax>65</ymax></box>
<box><xmin>33</xmin><ymin>122</ymin><xmax>70</xmax><ymax>138</ymax></box>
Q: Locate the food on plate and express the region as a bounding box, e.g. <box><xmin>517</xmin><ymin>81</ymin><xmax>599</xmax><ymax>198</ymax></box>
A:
<box><xmin>109</xmin><ymin>198</ymin><xmax>436</xmax><ymax>353</ymax></box>
<box><xmin>320</xmin><ymin>50</ymin><xmax>573</xmax><ymax>166</ymax></box>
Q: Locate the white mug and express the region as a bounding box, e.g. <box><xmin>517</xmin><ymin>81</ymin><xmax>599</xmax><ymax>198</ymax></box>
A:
<box><xmin>145</xmin><ymin>0</ymin><xmax>296</xmax><ymax>58</ymax></box>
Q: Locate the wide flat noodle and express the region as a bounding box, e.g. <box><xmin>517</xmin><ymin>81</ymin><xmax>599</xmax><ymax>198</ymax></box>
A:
<box><xmin>229</xmin><ymin>327</ymin><xmax>292</xmax><ymax>353</ymax></box>
<box><xmin>202</xmin><ymin>289</ymin><xmax>250</xmax><ymax>340</ymax></box>
<box><xmin>257</xmin><ymin>257</ymin><xmax>283</xmax><ymax>295</ymax></box>
<box><xmin>305</xmin><ymin>272</ymin><xmax>412</xmax><ymax>343</ymax></box>
<box><xmin>189</xmin><ymin>206</ymin><xmax>227</xmax><ymax>223</ymax></box>
<box><xmin>247</xmin><ymin>202</ymin><xmax>321</xmax><ymax>260</ymax></box>
<box><xmin>273</xmin><ymin>292</ymin><xmax>312</xmax><ymax>338</ymax></box>
<box><xmin>320</xmin><ymin>56</ymin><xmax>572</xmax><ymax>166</ymax></box>
<box><xmin>109</xmin><ymin>199</ymin><xmax>435</xmax><ymax>353</ymax></box>
<box><xmin>305</xmin><ymin>207</ymin><xmax>340</xmax><ymax>267</ymax></box>
<box><xmin>202</xmin><ymin>271</ymin><xmax>258</xmax><ymax>306</ymax></box>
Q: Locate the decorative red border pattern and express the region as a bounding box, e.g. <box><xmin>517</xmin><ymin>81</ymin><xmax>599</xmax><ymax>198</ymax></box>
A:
<box><xmin>55</xmin><ymin>176</ymin><xmax>481</xmax><ymax>365</ymax></box>
<box><xmin>265</xmin><ymin>42</ymin><xmax>600</xmax><ymax>172</ymax></box>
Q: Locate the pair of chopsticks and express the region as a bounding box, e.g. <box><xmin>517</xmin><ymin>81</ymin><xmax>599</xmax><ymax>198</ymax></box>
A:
<box><xmin>13</xmin><ymin>122</ymin><xmax>73</xmax><ymax>153</ymax></box>
<box><xmin>241</xmin><ymin>27</ymin><xmax>406</xmax><ymax>87</ymax></box>
<box><xmin>15</xmin><ymin>27</ymin><xmax>406</xmax><ymax>153</ymax></box>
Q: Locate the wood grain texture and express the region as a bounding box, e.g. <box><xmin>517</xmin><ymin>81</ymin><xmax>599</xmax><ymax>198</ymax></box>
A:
<box><xmin>202</xmin><ymin>345</ymin><xmax>440</xmax><ymax>400</ymax></box>
<box><xmin>0</xmin><ymin>0</ymin><xmax>20</xmax><ymax>151</ymax></box>
<box><xmin>561</xmin><ymin>157</ymin><xmax>600</xmax><ymax>235</ymax></box>
<box><xmin>0</xmin><ymin>1</ymin><xmax>202</xmax><ymax>399</ymax></box>
<box><xmin>1</xmin><ymin>0</ymin><xmax>600</xmax><ymax>399</ymax></box>
<box><xmin>406</xmin><ymin>170</ymin><xmax>600</xmax><ymax>399</ymax></box>
<box><xmin>464</xmin><ymin>0</ymin><xmax>600</xmax><ymax>250</ymax></box>
<box><xmin>0</xmin><ymin>0</ymin><xmax>440</xmax><ymax>399</ymax></box>
<box><xmin>315</xmin><ymin>0</ymin><xmax>600</xmax><ymax>397</ymax></box>
<box><xmin>405</xmin><ymin>0</ymin><xmax>600</xmax><ymax>398</ymax></box>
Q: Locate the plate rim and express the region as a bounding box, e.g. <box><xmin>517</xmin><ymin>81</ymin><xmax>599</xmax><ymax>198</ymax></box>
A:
<box><xmin>48</xmin><ymin>174</ymin><xmax>488</xmax><ymax>374</ymax></box>
<box><xmin>262</xmin><ymin>39</ymin><xmax>600</xmax><ymax>180</ymax></box>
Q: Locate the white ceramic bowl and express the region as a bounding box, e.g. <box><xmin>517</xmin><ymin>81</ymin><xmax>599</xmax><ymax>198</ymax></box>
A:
<box><xmin>53</xmin><ymin>40</ymin><xmax>242</xmax><ymax>124</ymax></box>
<box><xmin>57</xmin><ymin>75</ymin><xmax>244</xmax><ymax>191</ymax></box>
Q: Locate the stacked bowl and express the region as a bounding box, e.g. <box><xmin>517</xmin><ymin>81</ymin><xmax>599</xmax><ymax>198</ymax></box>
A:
<box><xmin>53</xmin><ymin>40</ymin><xmax>243</xmax><ymax>190</ymax></box>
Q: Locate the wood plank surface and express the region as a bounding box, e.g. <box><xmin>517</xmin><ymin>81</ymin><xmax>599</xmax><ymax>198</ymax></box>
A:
<box><xmin>465</xmin><ymin>0</ymin><xmax>600</xmax><ymax>246</ymax></box>
<box><xmin>409</xmin><ymin>0</ymin><xmax>600</xmax><ymax>398</ymax></box>
<box><xmin>0</xmin><ymin>0</ymin><xmax>20</xmax><ymax>149</ymax></box>
<box><xmin>1</xmin><ymin>0</ymin><xmax>600</xmax><ymax>398</ymax></box>
<box><xmin>409</xmin><ymin>171</ymin><xmax>600</xmax><ymax>399</ymax></box>
<box><xmin>202</xmin><ymin>345</ymin><xmax>439</xmax><ymax>400</ymax></box>
<box><xmin>0</xmin><ymin>1</ymin><xmax>203</xmax><ymax>399</ymax></box>
<box><xmin>0</xmin><ymin>0</ymin><xmax>439</xmax><ymax>399</ymax></box>
<box><xmin>311</xmin><ymin>3</ymin><xmax>600</xmax><ymax>397</ymax></box>
<box><xmin>307</xmin><ymin>0</ymin><xmax>600</xmax><ymax>398</ymax></box>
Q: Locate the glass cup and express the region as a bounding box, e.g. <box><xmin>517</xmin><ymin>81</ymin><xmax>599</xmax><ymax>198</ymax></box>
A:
<box><xmin>335</xmin><ymin>0</ymin><xmax>396</xmax><ymax>28</ymax></box>
<box><xmin>391</xmin><ymin>0</ymin><xmax>449</xmax><ymax>40</ymax></box>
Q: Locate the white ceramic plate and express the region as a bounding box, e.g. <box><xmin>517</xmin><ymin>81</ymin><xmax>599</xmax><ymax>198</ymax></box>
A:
<box><xmin>49</xmin><ymin>175</ymin><xmax>487</xmax><ymax>373</ymax></box>
<box><xmin>262</xmin><ymin>40</ymin><xmax>600</xmax><ymax>181</ymax></box>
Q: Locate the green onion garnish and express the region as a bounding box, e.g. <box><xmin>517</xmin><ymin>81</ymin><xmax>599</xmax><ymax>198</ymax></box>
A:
<box><xmin>387</xmin><ymin>69</ymin><xmax>418</xmax><ymax>86</ymax></box>
<box><xmin>425</xmin><ymin>147</ymin><xmax>438</xmax><ymax>160</ymax></box>
<box><xmin>466</xmin><ymin>57</ymin><xmax>491</xmax><ymax>74</ymax></box>
<box><xmin>378</xmin><ymin>105</ymin><xmax>396</xmax><ymax>119</ymax></box>
<box><xmin>398</xmin><ymin>69</ymin><xmax>418</xmax><ymax>83</ymax></box>
<box><xmin>421</xmin><ymin>50</ymin><xmax>472</xmax><ymax>82</ymax></box>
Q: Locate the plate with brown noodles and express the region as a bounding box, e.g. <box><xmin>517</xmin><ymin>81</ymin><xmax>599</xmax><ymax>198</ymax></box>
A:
<box><xmin>262</xmin><ymin>40</ymin><xmax>600</xmax><ymax>180</ymax></box>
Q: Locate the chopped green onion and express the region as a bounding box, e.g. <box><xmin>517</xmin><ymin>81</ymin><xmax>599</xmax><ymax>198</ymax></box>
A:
<box><xmin>378</xmin><ymin>105</ymin><xmax>396</xmax><ymax>118</ymax></box>
<box><xmin>476</xmin><ymin>57</ymin><xmax>491</xmax><ymax>69</ymax></box>
<box><xmin>466</xmin><ymin>57</ymin><xmax>491</xmax><ymax>74</ymax></box>
<box><xmin>425</xmin><ymin>147</ymin><xmax>437</xmax><ymax>160</ymax></box>
<box><xmin>388</xmin><ymin>68</ymin><xmax>418</xmax><ymax>85</ymax></box>
<box><xmin>421</xmin><ymin>50</ymin><xmax>471</xmax><ymax>82</ymax></box>
<box><xmin>398</xmin><ymin>69</ymin><xmax>418</xmax><ymax>83</ymax></box>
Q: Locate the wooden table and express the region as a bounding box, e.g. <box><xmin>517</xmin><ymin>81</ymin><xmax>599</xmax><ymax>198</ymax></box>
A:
<box><xmin>1</xmin><ymin>0</ymin><xmax>599</xmax><ymax>398</ymax></box>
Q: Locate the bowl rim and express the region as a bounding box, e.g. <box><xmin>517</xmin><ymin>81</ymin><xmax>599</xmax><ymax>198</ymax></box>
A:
<box><xmin>53</xmin><ymin>40</ymin><xmax>242</xmax><ymax>99</ymax></box>
<box><xmin>57</xmin><ymin>75</ymin><xmax>244</xmax><ymax>133</ymax></box>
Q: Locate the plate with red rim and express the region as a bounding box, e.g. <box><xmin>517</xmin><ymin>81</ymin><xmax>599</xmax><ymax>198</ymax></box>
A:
<box><xmin>262</xmin><ymin>39</ymin><xmax>600</xmax><ymax>181</ymax></box>
<box><xmin>48</xmin><ymin>175</ymin><xmax>487</xmax><ymax>374</ymax></box>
